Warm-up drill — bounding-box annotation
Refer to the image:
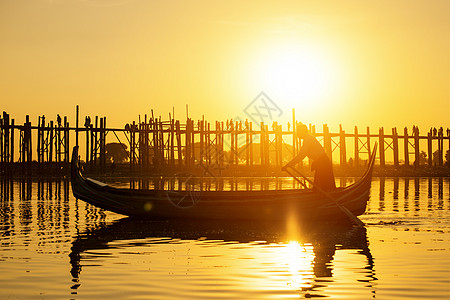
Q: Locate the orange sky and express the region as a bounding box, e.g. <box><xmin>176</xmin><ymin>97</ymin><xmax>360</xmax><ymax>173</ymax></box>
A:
<box><xmin>1</xmin><ymin>0</ymin><xmax>449</xmax><ymax>131</ymax></box>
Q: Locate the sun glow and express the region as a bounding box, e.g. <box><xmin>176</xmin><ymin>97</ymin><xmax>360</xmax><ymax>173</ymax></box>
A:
<box><xmin>251</xmin><ymin>43</ymin><xmax>341</xmax><ymax>112</ymax></box>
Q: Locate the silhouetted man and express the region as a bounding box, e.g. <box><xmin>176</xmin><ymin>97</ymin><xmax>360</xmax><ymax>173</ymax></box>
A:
<box><xmin>282</xmin><ymin>123</ymin><xmax>336</xmax><ymax>191</ymax></box>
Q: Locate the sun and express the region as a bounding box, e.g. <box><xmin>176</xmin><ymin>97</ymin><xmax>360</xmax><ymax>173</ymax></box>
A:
<box><xmin>251</xmin><ymin>44</ymin><xmax>339</xmax><ymax>112</ymax></box>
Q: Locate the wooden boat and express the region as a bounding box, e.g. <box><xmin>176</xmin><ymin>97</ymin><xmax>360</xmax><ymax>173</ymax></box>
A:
<box><xmin>71</xmin><ymin>144</ymin><xmax>377</xmax><ymax>222</ymax></box>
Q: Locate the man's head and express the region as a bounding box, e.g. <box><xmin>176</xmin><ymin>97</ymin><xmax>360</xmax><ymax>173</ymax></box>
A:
<box><xmin>296</xmin><ymin>123</ymin><xmax>308</xmax><ymax>139</ymax></box>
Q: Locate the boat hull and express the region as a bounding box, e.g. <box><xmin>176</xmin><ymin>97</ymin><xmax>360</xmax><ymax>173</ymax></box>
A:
<box><xmin>71</xmin><ymin>146</ymin><xmax>376</xmax><ymax>222</ymax></box>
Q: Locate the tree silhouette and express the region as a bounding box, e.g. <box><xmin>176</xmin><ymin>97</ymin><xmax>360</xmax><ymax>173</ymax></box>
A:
<box><xmin>433</xmin><ymin>150</ymin><xmax>443</xmax><ymax>166</ymax></box>
<box><xmin>105</xmin><ymin>143</ymin><xmax>129</xmax><ymax>163</ymax></box>
<box><xmin>418</xmin><ymin>151</ymin><xmax>427</xmax><ymax>165</ymax></box>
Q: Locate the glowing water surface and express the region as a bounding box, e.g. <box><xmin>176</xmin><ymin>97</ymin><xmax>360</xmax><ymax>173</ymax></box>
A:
<box><xmin>0</xmin><ymin>177</ymin><xmax>449</xmax><ymax>299</ymax></box>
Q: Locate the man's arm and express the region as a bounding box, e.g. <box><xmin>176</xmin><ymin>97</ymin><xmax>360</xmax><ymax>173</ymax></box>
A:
<box><xmin>282</xmin><ymin>146</ymin><xmax>306</xmax><ymax>170</ymax></box>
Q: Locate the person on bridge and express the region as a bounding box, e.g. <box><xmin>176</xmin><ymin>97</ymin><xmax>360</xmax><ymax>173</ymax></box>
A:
<box><xmin>282</xmin><ymin>123</ymin><xmax>336</xmax><ymax>191</ymax></box>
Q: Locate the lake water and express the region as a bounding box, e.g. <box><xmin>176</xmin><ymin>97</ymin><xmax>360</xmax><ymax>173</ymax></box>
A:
<box><xmin>1</xmin><ymin>177</ymin><xmax>450</xmax><ymax>299</ymax></box>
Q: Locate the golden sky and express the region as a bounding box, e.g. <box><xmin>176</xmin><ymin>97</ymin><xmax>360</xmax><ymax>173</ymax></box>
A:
<box><xmin>1</xmin><ymin>0</ymin><xmax>449</xmax><ymax>130</ymax></box>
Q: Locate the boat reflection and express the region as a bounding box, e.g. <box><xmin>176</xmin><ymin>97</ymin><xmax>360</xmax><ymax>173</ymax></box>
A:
<box><xmin>69</xmin><ymin>218</ymin><xmax>375</xmax><ymax>298</ymax></box>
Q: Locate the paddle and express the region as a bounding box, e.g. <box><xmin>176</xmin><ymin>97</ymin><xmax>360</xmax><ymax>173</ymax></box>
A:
<box><xmin>284</xmin><ymin>166</ymin><xmax>365</xmax><ymax>227</ymax></box>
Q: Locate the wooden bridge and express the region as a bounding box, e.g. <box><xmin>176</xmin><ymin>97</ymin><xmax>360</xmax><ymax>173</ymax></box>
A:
<box><xmin>1</xmin><ymin>108</ymin><xmax>449</xmax><ymax>176</ymax></box>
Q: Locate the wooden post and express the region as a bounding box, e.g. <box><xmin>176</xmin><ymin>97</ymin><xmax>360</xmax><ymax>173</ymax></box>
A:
<box><xmin>64</xmin><ymin>116</ymin><xmax>69</xmax><ymax>163</ymax></box>
<box><xmin>101</xmin><ymin>116</ymin><xmax>105</xmax><ymax>171</ymax></box>
<box><xmin>206</xmin><ymin>122</ymin><xmax>211</xmax><ymax>166</ymax></box>
<box><xmin>152</xmin><ymin>118</ymin><xmax>158</xmax><ymax>167</ymax></box>
<box><xmin>140</xmin><ymin>120</ymin><xmax>144</xmax><ymax>168</ymax></box>
<box><xmin>277</xmin><ymin>124</ymin><xmax>282</xmax><ymax>167</ymax></box>
<box><xmin>3</xmin><ymin>113</ymin><xmax>9</xmax><ymax>165</ymax></box>
<box><xmin>404</xmin><ymin>127</ymin><xmax>409</xmax><ymax>166</ymax></box>
<box><xmin>448</xmin><ymin>128</ymin><xmax>450</xmax><ymax>168</ymax></box>
<box><xmin>39</xmin><ymin>116</ymin><xmax>44</xmax><ymax>163</ymax></box>
<box><xmin>137</xmin><ymin>121</ymin><xmax>141</xmax><ymax>169</ymax></box>
<box><xmin>146</xmin><ymin>118</ymin><xmax>149</xmax><ymax>168</ymax></box>
<box><xmin>1</xmin><ymin>116</ymin><xmax>4</xmax><ymax>169</ymax></box>
<box><xmin>339</xmin><ymin>124</ymin><xmax>346</xmax><ymax>167</ymax></box>
<box><xmin>438</xmin><ymin>127</ymin><xmax>444</xmax><ymax>166</ymax></box>
<box><xmin>379</xmin><ymin>127</ymin><xmax>385</xmax><ymax>167</ymax></box>
<box><xmin>94</xmin><ymin>116</ymin><xmax>98</xmax><ymax>170</ymax></box>
<box><xmin>296</xmin><ymin>122</ymin><xmax>303</xmax><ymax>169</ymax></box>
<box><xmin>323</xmin><ymin>124</ymin><xmax>332</xmax><ymax>162</ymax></box>
<box><xmin>1</xmin><ymin>113</ymin><xmax>7</xmax><ymax>169</ymax></box>
<box><xmin>89</xmin><ymin>124</ymin><xmax>94</xmax><ymax>170</ymax></box>
<box><xmin>102</xmin><ymin>117</ymin><xmax>107</xmax><ymax>171</ymax></box>
<box><xmin>159</xmin><ymin>117</ymin><xmax>164</xmax><ymax>166</ymax></box>
<box><xmin>37</xmin><ymin>116</ymin><xmax>41</xmax><ymax>164</ymax></box>
<box><xmin>129</xmin><ymin>122</ymin><xmax>133</xmax><ymax>171</ymax></box>
<box><xmin>55</xmin><ymin>117</ymin><xmax>59</xmax><ymax>165</ymax></box>
<box><xmin>85</xmin><ymin>118</ymin><xmax>90</xmax><ymax>166</ymax></box>
<box><xmin>41</xmin><ymin>116</ymin><xmax>46</xmax><ymax>163</ymax></box>
<box><xmin>414</xmin><ymin>126</ymin><xmax>420</xmax><ymax>166</ymax></box>
<box><xmin>427</xmin><ymin>129</ymin><xmax>433</xmax><ymax>166</ymax></box>
<box><xmin>21</xmin><ymin>118</ymin><xmax>26</xmax><ymax>172</ymax></box>
<box><xmin>212</xmin><ymin>121</ymin><xmax>218</xmax><ymax>168</ymax></box>
<box><xmin>37</xmin><ymin>116</ymin><xmax>43</xmax><ymax>168</ymax></box>
<box><xmin>22</xmin><ymin>115</ymin><xmax>32</xmax><ymax>175</ymax></box>
<box><xmin>393</xmin><ymin>127</ymin><xmax>399</xmax><ymax>167</ymax></box>
<box><xmin>5</xmin><ymin>115</ymin><xmax>9</xmax><ymax>165</ymax></box>
<box><xmin>273</xmin><ymin>122</ymin><xmax>278</xmax><ymax>167</ymax></box>
<box><xmin>264</xmin><ymin>125</ymin><xmax>270</xmax><ymax>167</ymax></box>
<box><xmin>2</xmin><ymin>113</ymin><xmax>11</xmax><ymax>172</ymax></box>
<box><xmin>76</xmin><ymin>105</ymin><xmax>79</xmax><ymax>147</ymax></box>
<box><xmin>1</xmin><ymin>116</ymin><xmax>3</xmax><ymax>166</ymax></box>
<box><xmin>292</xmin><ymin>109</ymin><xmax>296</xmax><ymax>158</ymax></box>
<box><xmin>170</xmin><ymin>117</ymin><xmax>175</xmax><ymax>167</ymax></box>
<box><xmin>57</xmin><ymin>115</ymin><xmax>61</xmax><ymax>164</ymax></box>
<box><xmin>131</xmin><ymin>121</ymin><xmax>136</xmax><ymax>171</ymax></box>
<box><xmin>199</xmin><ymin>119</ymin><xmax>204</xmax><ymax>166</ymax></box>
<box><xmin>1</xmin><ymin>115</ymin><xmax>4</xmax><ymax>165</ymax></box>
<box><xmin>235</xmin><ymin>121</ymin><xmax>239</xmax><ymax>164</ymax></box>
<box><xmin>48</xmin><ymin>121</ymin><xmax>53</xmax><ymax>165</ymax></box>
<box><xmin>249</xmin><ymin>122</ymin><xmax>253</xmax><ymax>166</ymax></box>
<box><xmin>99</xmin><ymin>117</ymin><xmax>104</xmax><ymax>171</ymax></box>
<box><xmin>219</xmin><ymin>121</ymin><xmax>224</xmax><ymax>168</ymax></box>
<box><xmin>310</xmin><ymin>125</ymin><xmax>316</xmax><ymax>169</ymax></box>
<box><xmin>11</xmin><ymin>119</ymin><xmax>15</xmax><ymax>167</ymax></box>
<box><xmin>26</xmin><ymin>115</ymin><xmax>32</xmax><ymax>165</ymax></box>
<box><xmin>245</xmin><ymin>120</ymin><xmax>250</xmax><ymax>166</ymax></box>
<box><xmin>104</xmin><ymin>117</ymin><xmax>107</xmax><ymax>169</ymax></box>
<box><xmin>153</xmin><ymin>118</ymin><xmax>160</xmax><ymax>167</ymax></box>
<box><xmin>8</xmin><ymin>115</ymin><xmax>11</xmax><ymax>167</ymax></box>
<box><xmin>366</xmin><ymin>126</ymin><xmax>371</xmax><ymax>159</ymax></box>
<box><xmin>191</xmin><ymin>119</ymin><xmax>195</xmax><ymax>166</ymax></box>
<box><xmin>354</xmin><ymin>126</ymin><xmax>359</xmax><ymax>166</ymax></box>
<box><xmin>67</xmin><ymin>118</ymin><xmax>70</xmax><ymax>164</ymax></box>
<box><xmin>260</xmin><ymin>122</ymin><xmax>264</xmax><ymax>165</ymax></box>
<box><xmin>230</xmin><ymin>121</ymin><xmax>235</xmax><ymax>165</ymax></box>
<box><xmin>185</xmin><ymin>119</ymin><xmax>191</xmax><ymax>168</ymax></box>
<box><xmin>176</xmin><ymin>120</ymin><xmax>182</xmax><ymax>166</ymax></box>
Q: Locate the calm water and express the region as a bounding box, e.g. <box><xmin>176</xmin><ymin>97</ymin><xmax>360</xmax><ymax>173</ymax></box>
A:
<box><xmin>1</xmin><ymin>177</ymin><xmax>450</xmax><ymax>299</ymax></box>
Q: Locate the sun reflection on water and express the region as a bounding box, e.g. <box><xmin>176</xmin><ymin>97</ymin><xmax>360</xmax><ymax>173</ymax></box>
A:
<box><xmin>280</xmin><ymin>241</ymin><xmax>315</xmax><ymax>291</ymax></box>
